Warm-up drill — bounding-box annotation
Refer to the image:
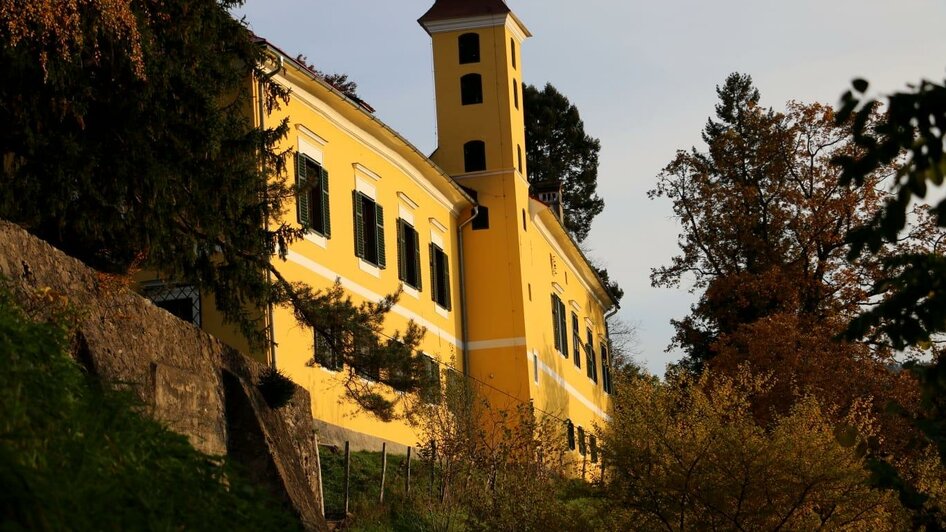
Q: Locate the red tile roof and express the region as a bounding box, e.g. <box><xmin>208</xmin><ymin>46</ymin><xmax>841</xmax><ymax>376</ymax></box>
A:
<box><xmin>418</xmin><ymin>0</ymin><xmax>511</xmax><ymax>23</ymax></box>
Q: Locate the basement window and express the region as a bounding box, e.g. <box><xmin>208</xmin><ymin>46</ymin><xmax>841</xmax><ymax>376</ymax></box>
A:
<box><xmin>144</xmin><ymin>283</ymin><xmax>201</xmax><ymax>327</ymax></box>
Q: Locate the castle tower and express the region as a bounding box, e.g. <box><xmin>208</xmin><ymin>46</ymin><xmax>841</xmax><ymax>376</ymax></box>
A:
<box><xmin>420</xmin><ymin>0</ymin><xmax>534</xmax><ymax>408</ymax></box>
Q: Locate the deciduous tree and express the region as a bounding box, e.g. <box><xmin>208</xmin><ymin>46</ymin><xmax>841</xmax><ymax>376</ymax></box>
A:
<box><xmin>601</xmin><ymin>368</ymin><xmax>905</xmax><ymax>530</ymax></box>
<box><xmin>649</xmin><ymin>74</ymin><xmax>929</xmax><ymax>437</ymax></box>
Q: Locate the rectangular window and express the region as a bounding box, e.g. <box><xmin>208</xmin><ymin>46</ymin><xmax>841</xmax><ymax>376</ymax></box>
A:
<box><xmin>590</xmin><ymin>435</ymin><xmax>598</xmax><ymax>463</ymax></box>
<box><xmin>601</xmin><ymin>343</ymin><xmax>612</xmax><ymax>394</ymax></box>
<box><xmin>566</xmin><ymin>420</ymin><xmax>575</xmax><ymax>450</ymax></box>
<box><xmin>571</xmin><ymin>312</ymin><xmax>581</xmax><ymax>368</ymax></box>
<box><xmin>586</xmin><ymin>328</ymin><xmax>597</xmax><ymax>382</ymax></box>
<box><xmin>314</xmin><ymin>330</ymin><xmax>343</xmax><ymax>371</ymax></box>
<box><xmin>421</xmin><ymin>355</ymin><xmax>441</xmax><ymax>404</ymax></box>
<box><xmin>144</xmin><ymin>283</ymin><xmax>201</xmax><ymax>327</ymax></box>
<box><xmin>396</xmin><ymin>219</ymin><xmax>422</xmax><ymax>289</ymax></box>
<box><xmin>355</xmin><ymin>338</ymin><xmax>381</xmax><ymax>381</ymax></box>
<box><xmin>297</xmin><ymin>153</ymin><xmax>331</xmax><ymax>237</ymax></box>
<box><xmin>551</xmin><ymin>294</ymin><xmax>567</xmax><ymax>356</ymax></box>
<box><xmin>471</xmin><ymin>206</ymin><xmax>489</xmax><ymax>230</ymax></box>
<box><xmin>430</xmin><ymin>243</ymin><xmax>451</xmax><ymax>310</ymax></box>
<box><xmin>577</xmin><ymin>426</ymin><xmax>586</xmax><ymax>456</ymax></box>
<box><xmin>353</xmin><ymin>191</ymin><xmax>385</xmax><ymax>268</ymax></box>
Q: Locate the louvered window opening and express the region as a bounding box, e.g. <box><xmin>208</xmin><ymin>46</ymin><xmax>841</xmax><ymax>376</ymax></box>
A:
<box><xmin>353</xmin><ymin>191</ymin><xmax>386</xmax><ymax>268</ymax></box>
<box><xmin>396</xmin><ymin>219</ymin><xmax>422</xmax><ymax>290</ymax></box>
<box><xmin>296</xmin><ymin>153</ymin><xmax>331</xmax><ymax>237</ymax></box>
<box><xmin>430</xmin><ymin>243</ymin><xmax>451</xmax><ymax>310</ymax></box>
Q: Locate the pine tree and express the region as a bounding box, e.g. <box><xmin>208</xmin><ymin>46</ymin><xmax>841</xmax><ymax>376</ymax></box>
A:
<box><xmin>523</xmin><ymin>83</ymin><xmax>604</xmax><ymax>243</ymax></box>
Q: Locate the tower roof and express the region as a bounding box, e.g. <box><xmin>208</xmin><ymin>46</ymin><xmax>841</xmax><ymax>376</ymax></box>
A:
<box><xmin>418</xmin><ymin>0</ymin><xmax>511</xmax><ymax>23</ymax></box>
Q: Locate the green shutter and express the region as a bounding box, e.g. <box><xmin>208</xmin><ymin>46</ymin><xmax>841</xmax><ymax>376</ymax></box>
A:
<box><xmin>353</xmin><ymin>191</ymin><xmax>365</xmax><ymax>258</ymax></box>
<box><xmin>297</xmin><ymin>153</ymin><xmax>309</xmax><ymax>228</ymax></box>
<box><xmin>429</xmin><ymin>243</ymin><xmax>438</xmax><ymax>303</ymax></box>
<box><xmin>396</xmin><ymin>219</ymin><xmax>406</xmax><ymax>282</ymax></box>
<box><xmin>551</xmin><ymin>294</ymin><xmax>560</xmax><ymax>352</ymax></box>
<box><xmin>320</xmin><ymin>167</ymin><xmax>331</xmax><ymax>237</ymax></box>
<box><xmin>375</xmin><ymin>203</ymin><xmax>386</xmax><ymax>269</ymax></box>
<box><xmin>414</xmin><ymin>228</ymin><xmax>422</xmax><ymax>290</ymax></box>
<box><xmin>558</xmin><ymin>299</ymin><xmax>568</xmax><ymax>358</ymax></box>
<box><xmin>443</xmin><ymin>251</ymin><xmax>451</xmax><ymax>310</ymax></box>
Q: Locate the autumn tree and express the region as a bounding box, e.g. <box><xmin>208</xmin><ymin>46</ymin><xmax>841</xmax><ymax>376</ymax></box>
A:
<box><xmin>649</xmin><ymin>74</ymin><xmax>930</xmax><ymax>434</ymax></box>
<box><xmin>600</xmin><ymin>368</ymin><xmax>905</xmax><ymax>530</ymax></box>
<box><xmin>0</xmin><ymin>0</ymin><xmax>428</xmax><ymax>419</ymax></box>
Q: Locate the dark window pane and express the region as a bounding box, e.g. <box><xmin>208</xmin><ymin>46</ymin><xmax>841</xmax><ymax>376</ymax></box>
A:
<box><xmin>472</xmin><ymin>206</ymin><xmax>489</xmax><ymax>230</ymax></box>
<box><xmin>460</xmin><ymin>74</ymin><xmax>483</xmax><ymax>105</ymax></box>
<box><xmin>155</xmin><ymin>298</ymin><xmax>194</xmax><ymax>324</ymax></box>
<box><xmin>463</xmin><ymin>141</ymin><xmax>486</xmax><ymax>172</ymax></box>
<box><xmin>361</xmin><ymin>196</ymin><xmax>378</xmax><ymax>264</ymax></box>
<box><xmin>458</xmin><ymin>33</ymin><xmax>480</xmax><ymax>64</ymax></box>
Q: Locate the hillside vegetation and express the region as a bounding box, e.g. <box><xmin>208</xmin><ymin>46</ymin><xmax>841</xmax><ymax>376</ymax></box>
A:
<box><xmin>0</xmin><ymin>285</ymin><xmax>300</xmax><ymax>530</ymax></box>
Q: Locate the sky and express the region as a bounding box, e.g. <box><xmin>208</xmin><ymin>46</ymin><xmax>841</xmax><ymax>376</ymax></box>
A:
<box><xmin>233</xmin><ymin>0</ymin><xmax>946</xmax><ymax>376</ymax></box>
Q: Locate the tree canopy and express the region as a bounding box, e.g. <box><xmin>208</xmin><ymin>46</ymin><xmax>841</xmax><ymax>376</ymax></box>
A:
<box><xmin>649</xmin><ymin>73</ymin><xmax>936</xmax><ymax>443</ymax></box>
<box><xmin>523</xmin><ymin>82</ymin><xmax>604</xmax><ymax>243</ymax></box>
<box><xmin>0</xmin><ymin>0</ymin><xmax>429</xmax><ymax>420</ymax></box>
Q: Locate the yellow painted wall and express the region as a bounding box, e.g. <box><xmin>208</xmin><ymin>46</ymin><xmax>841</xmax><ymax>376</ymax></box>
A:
<box><xmin>137</xmin><ymin>5</ymin><xmax>616</xmax><ymax>463</ymax></box>
<box><xmin>424</xmin><ymin>13</ymin><xmax>613</xmax><ymax>465</ymax></box>
<box><xmin>256</xmin><ymin>62</ymin><xmax>470</xmax><ymax>448</ymax></box>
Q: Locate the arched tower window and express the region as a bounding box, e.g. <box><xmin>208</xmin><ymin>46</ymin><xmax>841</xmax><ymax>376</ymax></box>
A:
<box><xmin>458</xmin><ymin>33</ymin><xmax>480</xmax><ymax>64</ymax></box>
<box><xmin>463</xmin><ymin>141</ymin><xmax>486</xmax><ymax>173</ymax></box>
<box><xmin>460</xmin><ymin>73</ymin><xmax>483</xmax><ymax>105</ymax></box>
<box><xmin>513</xmin><ymin>79</ymin><xmax>519</xmax><ymax>109</ymax></box>
<box><xmin>511</xmin><ymin>38</ymin><xmax>517</xmax><ymax>69</ymax></box>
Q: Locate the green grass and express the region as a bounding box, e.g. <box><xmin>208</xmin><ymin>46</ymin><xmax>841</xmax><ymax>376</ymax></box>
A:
<box><xmin>0</xmin><ymin>286</ymin><xmax>301</xmax><ymax>531</ymax></box>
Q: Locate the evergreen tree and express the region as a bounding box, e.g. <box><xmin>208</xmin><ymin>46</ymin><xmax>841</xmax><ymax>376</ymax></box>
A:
<box><xmin>523</xmin><ymin>83</ymin><xmax>604</xmax><ymax>243</ymax></box>
<box><xmin>524</xmin><ymin>83</ymin><xmax>622</xmax><ymax>302</ymax></box>
<box><xmin>0</xmin><ymin>0</ymin><xmax>428</xmax><ymax>420</ymax></box>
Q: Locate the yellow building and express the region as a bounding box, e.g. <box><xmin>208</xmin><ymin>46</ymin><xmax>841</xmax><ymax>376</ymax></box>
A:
<box><xmin>140</xmin><ymin>0</ymin><xmax>618</xmax><ymax>464</ymax></box>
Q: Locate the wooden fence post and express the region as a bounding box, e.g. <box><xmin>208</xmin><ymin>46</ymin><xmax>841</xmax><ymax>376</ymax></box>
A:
<box><xmin>405</xmin><ymin>446</ymin><xmax>412</xmax><ymax>496</ymax></box>
<box><xmin>379</xmin><ymin>442</ymin><xmax>387</xmax><ymax>504</ymax></box>
<box><xmin>429</xmin><ymin>441</ymin><xmax>436</xmax><ymax>496</ymax></box>
<box><xmin>343</xmin><ymin>441</ymin><xmax>351</xmax><ymax>516</ymax></box>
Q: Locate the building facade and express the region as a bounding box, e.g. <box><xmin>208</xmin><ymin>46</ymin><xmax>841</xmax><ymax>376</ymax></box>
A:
<box><xmin>140</xmin><ymin>0</ymin><xmax>618</xmax><ymax>463</ymax></box>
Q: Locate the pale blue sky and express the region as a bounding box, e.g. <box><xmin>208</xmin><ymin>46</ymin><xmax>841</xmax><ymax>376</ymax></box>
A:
<box><xmin>234</xmin><ymin>0</ymin><xmax>946</xmax><ymax>375</ymax></box>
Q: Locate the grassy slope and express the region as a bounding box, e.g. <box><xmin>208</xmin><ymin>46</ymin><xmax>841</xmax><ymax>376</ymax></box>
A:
<box><xmin>0</xmin><ymin>287</ymin><xmax>301</xmax><ymax>531</ymax></box>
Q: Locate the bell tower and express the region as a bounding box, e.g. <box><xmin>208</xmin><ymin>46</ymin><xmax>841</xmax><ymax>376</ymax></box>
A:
<box><xmin>419</xmin><ymin>0</ymin><xmax>530</xmax><ymax>178</ymax></box>
<box><xmin>420</xmin><ymin>1</ymin><xmax>534</xmax><ymax>405</ymax></box>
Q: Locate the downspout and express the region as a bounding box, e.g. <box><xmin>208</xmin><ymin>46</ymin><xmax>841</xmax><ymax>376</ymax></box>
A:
<box><xmin>603</xmin><ymin>305</ymin><xmax>619</xmax><ymax>386</ymax></box>
<box><xmin>457</xmin><ymin>204</ymin><xmax>480</xmax><ymax>376</ymax></box>
<box><xmin>258</xmin><ymin>53</ymin><xmax>284</xmax><ymax>368</ymax></box>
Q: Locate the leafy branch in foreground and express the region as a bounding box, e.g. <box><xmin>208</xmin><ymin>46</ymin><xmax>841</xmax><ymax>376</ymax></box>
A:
<box><xmin>0</xmin><ymin>0</ymin><xmax>427</xmax><ymax>419</ymax></box>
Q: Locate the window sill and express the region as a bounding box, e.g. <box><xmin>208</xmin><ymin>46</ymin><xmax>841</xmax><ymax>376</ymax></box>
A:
<box><xmin>402</xmin><ymin>284</ymin><xmax>419</xmax><ymax>299</ymax></box>
<box><xmin>434</xmin><ymin>304</ymin><xmax>450</xmax><ymax>318</ymax></box>
<box><xmin>304</xmin><ymin>232</ymin><xmax>328</xmax><ymax>249</ymax></box>
<box><xmin>358</xmin><ymin>258</ymin><xmax>381</xmax><ymax>278</ymax></box>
